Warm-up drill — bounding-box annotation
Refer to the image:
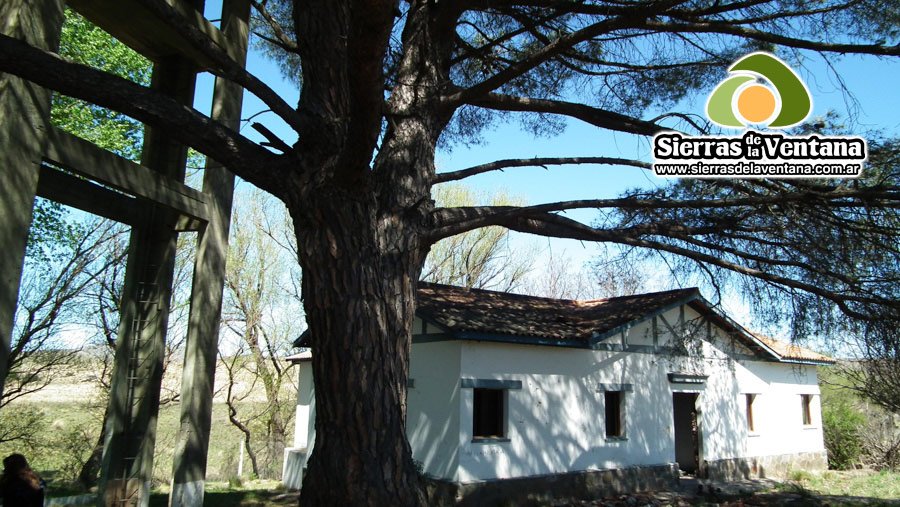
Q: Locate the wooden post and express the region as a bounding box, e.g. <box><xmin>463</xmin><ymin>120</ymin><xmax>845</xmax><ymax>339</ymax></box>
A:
<box><xmin>97</xmin><ymin>55</ymin><xmax>198</xmax><ymax>507</ymax></box>
<box><xmin>0</xmin><ymin>0</ymin><xmax>64</xmax><ymax>403</ymax></box>
<box><xmin>169</xmin><ymin>1</ymin><xmax>249</xmax><ymax>505</ymax></box>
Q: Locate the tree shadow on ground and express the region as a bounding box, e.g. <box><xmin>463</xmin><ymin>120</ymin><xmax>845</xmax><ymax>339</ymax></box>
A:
<box><xmin>559</xmin><ymin>479</ymin><xmax>900</xmax><ymax>507</ymax></box>
<box><xmin>148</xmin><ymin>490</ymin><xmax>300</xmax><ymax>507</ymax></box>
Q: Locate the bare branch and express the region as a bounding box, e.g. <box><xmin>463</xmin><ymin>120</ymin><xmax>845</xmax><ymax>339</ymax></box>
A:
<box><xmin>468</xmin><ymin>92</ymin><xmax>664</xmax><ymax>135</ymax></box>
<box><xmin>136</xmin><ymin>0</ymin><xmax>304</xmax><ymax>133</ymax></box>
<box><xmin>434</xmin><ymin>156</ymin><xmax>650</xmax><ymax>184</ymax></box>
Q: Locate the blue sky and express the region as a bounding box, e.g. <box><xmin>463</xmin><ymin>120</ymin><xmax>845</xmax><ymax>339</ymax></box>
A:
<box><xmin>197</xmin><ymin>16</ymin><xmax>900</xmax><ymax>210</ymax></box>
<box><xmin>195</xmin><ymin>2</ymin><xmax>899</xmax><ymax>334</ymax></box>
<box><xmin>196</xmin><ymin>5</ymin><xmax>900</xmax><ymax>208</ymax></box>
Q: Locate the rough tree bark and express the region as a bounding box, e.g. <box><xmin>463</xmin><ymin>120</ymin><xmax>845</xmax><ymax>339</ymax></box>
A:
<box><xmin>2</xmin><ymin>0</ymin><xmax>898</xmax><ymax>505</ymax></box>
<box><xmin>285</xmin><ymin>2</ymin><xmax>451</xmax><ymax>503</ymax></box>
<box><xmin>291</xmin><ymin>190</ymin><xmax>428</xmax><ymax>506</ymax></box>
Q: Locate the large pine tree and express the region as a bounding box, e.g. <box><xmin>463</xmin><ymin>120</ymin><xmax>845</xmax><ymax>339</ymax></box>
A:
<box><xmin>2</xmin><ymin>1</ymin><xmax>899</xmax><ymax>504</ymax></box>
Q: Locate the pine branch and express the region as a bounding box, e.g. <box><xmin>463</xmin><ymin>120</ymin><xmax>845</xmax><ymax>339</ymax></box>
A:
<box><xmin>430</xmin><ymin>187</ymin><xmax>900</xmax><ymax>239</ymax></box>
<box><xmin>136</xmin><ymin>0</ymin><xmax>304</xmax><ymax>133</ymax></box>
<box><xmin>445</xmin><ymin>10</ymin><xmax>658</xmax><ymax>104</ymax></box>
<box><xmin>485</xmin><ymin>211</ymin><xmax>895</xmax><ymax>314</ymax></box>
<box><xmin>434</xmin><ymin>156</ymin><xmax>650</xmax><ymax>183</ymax></box>
<box><xmin>250</xmin><ymin>0</ymin><xmax>299</xmax><ymax>52</ymax></box>
<box><xmin>467</xmin><ymin>92</ymin><xmax>665</xmax><ymax>135</ymax></box>
<box><xmin>643</xmin><ymin>19</ymin><xmax>900</xmax><ymax>56</ymax></box>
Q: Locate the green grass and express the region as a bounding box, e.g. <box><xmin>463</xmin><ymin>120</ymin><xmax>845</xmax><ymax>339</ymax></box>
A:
<box><xmin>782</xmin><ymin>469</ymin><xmax>900</xmax><ymax>501</ymax></box>
<box><xmin>1</xmin><ymin>400</ymin><xmax>291</xmax><ymax>496</ymax></box>
<box><xmin>149</xmin><ymin>480</ymin><xmax>297</xmax><ymax>507</ymax></box>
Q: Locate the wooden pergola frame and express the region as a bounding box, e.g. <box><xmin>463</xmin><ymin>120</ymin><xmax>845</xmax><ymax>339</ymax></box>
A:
<box><xmin>0</xmin><ymin>1</ymin><xmax>250</xmax><ymax>505</ymax></box>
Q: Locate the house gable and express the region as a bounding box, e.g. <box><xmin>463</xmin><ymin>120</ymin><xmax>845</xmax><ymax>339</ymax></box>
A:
<box><xmin>294</xmin><ymin>283</ymin><xmax>831</xmax><ymax>366</ymax></box>
<box><xmin>413</xmin><ymin>283</ymin><xmax>823</xmax><ymax>364</ymax></box>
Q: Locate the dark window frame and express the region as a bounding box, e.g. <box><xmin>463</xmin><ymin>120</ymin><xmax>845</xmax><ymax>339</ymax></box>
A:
<box><xmin>604</xmin><ymin>390</ymin><xmax>625</xmax><ymax>438</ymax></box>
<box><xmin>801</xmin><ymin>394</ymin><xmax>813</xmax><ymax>426</ymax></box>
<box><xmin>473</xmin><ymin>388</ymin><xmax>508</xmax><ymax>441</ymax></box>
<box><xmin>745</xmin><ymin>394</ymin><xmax>756</xmax><ymax>432</ymax></box>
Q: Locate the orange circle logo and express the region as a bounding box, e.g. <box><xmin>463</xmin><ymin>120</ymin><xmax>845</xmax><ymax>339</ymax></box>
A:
<box><xmin>736</xmin><ymin>84</ymin><xmax>777</xmax><ymax>124</ymax></box>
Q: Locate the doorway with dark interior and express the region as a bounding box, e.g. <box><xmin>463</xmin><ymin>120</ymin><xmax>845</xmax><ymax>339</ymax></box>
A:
<box><xmin>672</xmin><ymin>392</ymin><xmax>700</xmax><ymax>475</ymax></box>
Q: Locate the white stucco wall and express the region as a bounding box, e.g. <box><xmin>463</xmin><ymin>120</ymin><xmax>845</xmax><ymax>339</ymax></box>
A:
<box><xmin>449</xmin><ymin>304</ymin><xmax>825</xmax><ymax>482</ymax></box>
<box><xmin>456</xmin><ymin>341</ymin><xmax>675</xmax><ymax>482</ymax></box>
<box><xmin>290</xmin><ymin>305</ymin><xmax>826</xmax><ymax>487</ymax></box>
<box><xmin>407</xmin><ymin>337</ymin><xmax>463</xmax><ymax>480</ymax></box>
<box><xmin>284</xmin><ymin>360</ymin><xmax>314</xmax><ymax>489</ymax></box>
<box><xmin>738</xmin><ymin>361</ymin><xmax>824</xmax><ymax>458</ymax></box>
<box><xmin>294</xmin><ymin>362</ymin><xmax>314</xmax><ymax>449</ymax></box>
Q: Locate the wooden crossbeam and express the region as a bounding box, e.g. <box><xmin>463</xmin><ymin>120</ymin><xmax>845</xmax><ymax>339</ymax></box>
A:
<box><xmin>36</xmin><ymin>166</ymin><xmax>206</xmax><ymax>232</ymax></box>
<box><xmin>43</xmin><ymin>126</ymin><xmax>209</xmax><ymax>223</ymax></box>
<box><xmin>66</xmin><ymin>0</ymin><xmax>243</xmax><ymax>68</ymax></box>
<box><xmin>36</xmin><ymin>165</ymin><xmax>139</xmax><ymax>224</ymax></box>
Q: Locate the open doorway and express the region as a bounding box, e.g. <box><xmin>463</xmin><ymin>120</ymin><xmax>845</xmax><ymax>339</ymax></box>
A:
<box><xmin>672</xmin><ymin>392</ymin><xmax>700</xmax><ymax>475</ymax></box>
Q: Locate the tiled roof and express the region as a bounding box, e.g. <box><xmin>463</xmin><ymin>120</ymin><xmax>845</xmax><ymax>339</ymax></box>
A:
<box><xmin>294</xmin><ymin>283</ymin><xmax>832</xmax><ymax>365</ymax></box>
<box><xmin>753</xmin><ymin>334</ymin><xmax>834</xmax><ymax>364</ymax></box>
<box><xmin>416</xmin><ymin>282</ymin><xmax>699</xmax><ymax>344</ymax></box>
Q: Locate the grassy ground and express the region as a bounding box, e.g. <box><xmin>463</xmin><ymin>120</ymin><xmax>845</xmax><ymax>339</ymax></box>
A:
<box><xmin>782</xmin><ymin>469</ymin><xmax>900</xmax><ymax>501</ymax></box>
<box><xmin>148</xmin><ymin>480</ymin><xmax>299</xmax><ymax>507</ymax></box>
<box><xmin>34</xmin><ymin>469</ymin><xmax>900</xmax><ymax>506</ymax></box>
<box><xmin>124</xmin><ymin>470</ymin><xmax>896</xmax><ymax>507</ymax></box>
<box><xmin>0</xmin><ymin>399</ymin><xmax>289</xmax><ymax>494</ymax></box>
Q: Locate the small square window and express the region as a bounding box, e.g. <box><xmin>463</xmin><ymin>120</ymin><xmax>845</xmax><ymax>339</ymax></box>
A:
<box><xmin>473</xmin><ymin>388</ymin><xmax>505</xmax><ymax>439</ymax></box>
<box><xmin>745</xmin><ymin>394</ymin><xmax>756</xmax><ymax>432</ymax></box>
<box><xmin>801</xmin><ymin>394</ymin><xmax>812</xmax><ymax>426</ymax></box>
<box><xmin>605</xmin><ymin>391</ymin><xmax>625</xmax><ymax>437</ymax></box>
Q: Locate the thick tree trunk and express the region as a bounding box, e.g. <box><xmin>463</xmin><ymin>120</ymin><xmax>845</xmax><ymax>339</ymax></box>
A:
<box><xmin>292</xmin><ymin>187</ymin><xmax>427</xmax><ymax>506</ymax></box>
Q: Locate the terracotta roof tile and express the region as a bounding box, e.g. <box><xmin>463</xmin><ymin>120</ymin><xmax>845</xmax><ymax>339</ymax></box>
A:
<box><xmin>753</xmin><ymin>334</ymin><xmax>834</xmax><ymax>364</ymax></box>
<box><xmin>296</xmin><ymin>283</ymin><xmax>832</xmax><ymax>366</ymax></box>
<box><xmin>416</xmin><ymin>282</ymin><xmax>699</xmax><ymax>343</ymax></box>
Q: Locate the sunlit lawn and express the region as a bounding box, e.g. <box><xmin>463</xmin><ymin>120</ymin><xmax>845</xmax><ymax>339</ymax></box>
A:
<box><xmin>784</xmin><ymin>469</ymin><xmax>900</xmax><ymax>501</ymax></box>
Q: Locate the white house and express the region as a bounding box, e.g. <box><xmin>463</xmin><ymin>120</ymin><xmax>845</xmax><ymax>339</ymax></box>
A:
<box><xmin>284</xmin><ymin>283</ymin><xmax>832</xmax><ymax>504</ymax></box>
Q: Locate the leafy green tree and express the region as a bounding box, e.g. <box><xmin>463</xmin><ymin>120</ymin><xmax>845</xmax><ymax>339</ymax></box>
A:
<box><xmin>2</xmin><ymin>1</ymin><xmax>900</xmax><ymax>504</ymax></box>
<box><xmin>51</xmin><ymin>9</ymin><xmax>150</xmax><ymax>160</ymax></box>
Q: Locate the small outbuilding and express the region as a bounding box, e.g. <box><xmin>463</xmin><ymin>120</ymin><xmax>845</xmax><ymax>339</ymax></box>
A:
<box><xmin>284</xmin><ymin>283</ymin><xmax>832</xmax><ymax>504</ymax></box>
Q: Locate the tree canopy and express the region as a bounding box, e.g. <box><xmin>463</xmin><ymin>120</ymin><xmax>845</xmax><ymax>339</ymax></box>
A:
<box><xmin>1</xmin><ymin>0</ymin><xmax>899</xmax><ymax>504</ymax></box>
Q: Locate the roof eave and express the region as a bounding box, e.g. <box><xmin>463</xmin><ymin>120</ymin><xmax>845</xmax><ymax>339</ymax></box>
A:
<box><xmin>586</xmin><ymin>290</ymin><xmax>702</xmax><ymax>346</ymax></box>
<box><xmin>686</xmin><ymin>299</ymin><xmax>783</xmax><ymax>362</ymax></box>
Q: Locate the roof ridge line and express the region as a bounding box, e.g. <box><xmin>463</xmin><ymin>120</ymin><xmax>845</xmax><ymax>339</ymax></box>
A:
<box><xmin>417</xmin><ymin>281</ymin><xmax>699</xmax><ymax>304</ymax></box>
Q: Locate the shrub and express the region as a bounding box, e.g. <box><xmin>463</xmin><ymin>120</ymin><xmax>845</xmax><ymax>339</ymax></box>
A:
<box><xmin>865</xmin><ymin>425</ymin><xmax>900</xmax><ymax>471</ymax></box>
<box><xmin>823</xmin><ymin>397</ymin><xmax>866</xmax><ymax>469</ymax></box>
<box><xmin>0</xmin><ymin>405</ymin><xmax>45</xmax><ymax>448</ymax></box>
<box><xmin>788</xmin><ymin>469</ymin><xmax>813</xmax><ymax>482</ymax></box>
<box><xmin>52</xmin><ymin>421</ymin><xmax>96</xmax><ymax>483</ymax></box>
